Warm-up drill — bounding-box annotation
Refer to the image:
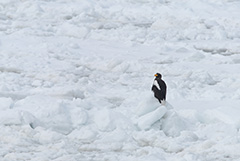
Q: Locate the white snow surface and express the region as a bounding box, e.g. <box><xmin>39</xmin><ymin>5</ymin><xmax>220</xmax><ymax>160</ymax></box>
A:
<box><xmin>1</xmin><ymin>0</ymin><xmax>240</xmax><ymax>160</ymax></box>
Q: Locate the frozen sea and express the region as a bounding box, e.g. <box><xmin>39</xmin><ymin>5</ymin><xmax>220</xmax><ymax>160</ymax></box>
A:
<box><xmin>1</xmin><ymin>0</ymin><xmax>240</xmax><ymax>160</ymax></box>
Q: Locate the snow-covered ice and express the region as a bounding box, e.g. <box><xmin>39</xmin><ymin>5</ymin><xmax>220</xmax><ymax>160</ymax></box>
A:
<box><xmin>1</xmin><ymin>0</ymin><xmax>240</xmax><ymax>160</ymax></box>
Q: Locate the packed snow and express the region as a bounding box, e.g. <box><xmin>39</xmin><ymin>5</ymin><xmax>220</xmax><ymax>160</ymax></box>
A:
<box><xmin>1</xmin><ymin>0</ymin><xmax>240</xmax><ymax>160</ymax></box>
